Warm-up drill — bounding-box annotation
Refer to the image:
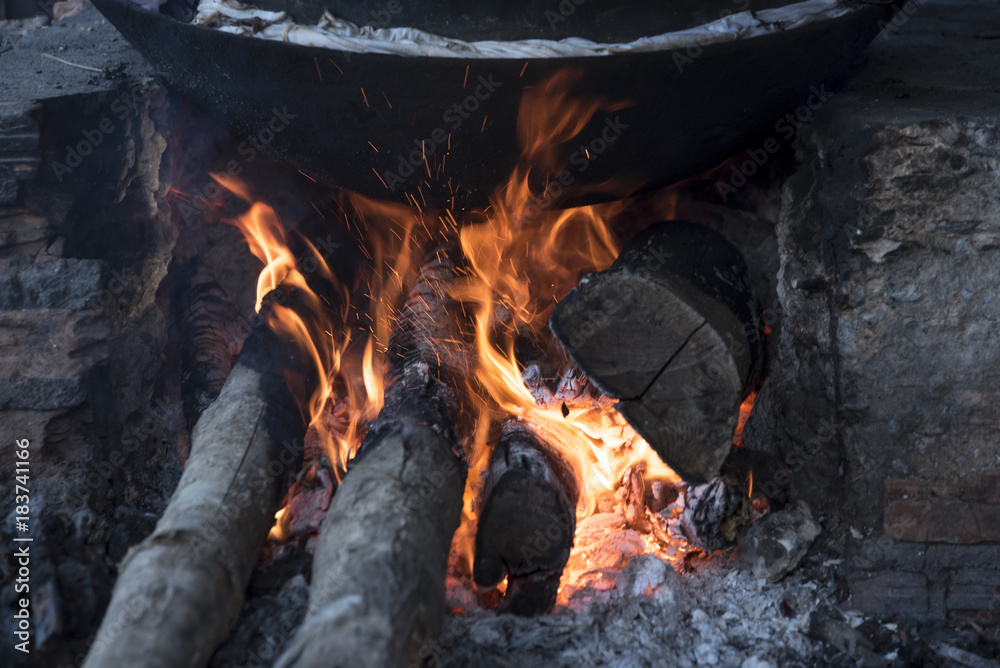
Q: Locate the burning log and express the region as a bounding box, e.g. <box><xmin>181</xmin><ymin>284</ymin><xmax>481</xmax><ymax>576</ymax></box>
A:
<box><xmin>474</xmin><ymin>419</ymin><xmax>579</xmax><ymax>616</ymax></box>
<box><xmin>550</xmin><ymin>221</ymin><xmax>764</xmax><ymax>483</ymax></box>
<box><xmin>83</xmin><ymin>289</ymin><xmax>326</xmax><ymax>668</ymax></box>
<box><xmin>521</xmin><ymin>358</ymin><xmax>607</xmax><ymax>410</ymax></box>
<box><xmin>516</xmin><ymin>325</ymin><xmax>607</xmax><ymax>410</ymax></box>
<box><xmin>275</xmin><ymin>245</ymin><xmax>469</xmax><ymax>668</ymax></box>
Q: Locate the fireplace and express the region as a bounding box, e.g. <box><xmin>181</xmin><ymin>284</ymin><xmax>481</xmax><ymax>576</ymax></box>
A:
<box><xmin>1</xmin><ymin>0</ymin><xmax>999</xmax><ymax>667</ymax></box>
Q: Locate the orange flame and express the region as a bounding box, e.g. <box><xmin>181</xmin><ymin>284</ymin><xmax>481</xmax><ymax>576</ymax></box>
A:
<box><xmin>219</xmin><ymin>68</ymin><xmax>757</xmax><ymax>602</ymax></box>
<box><xmin>733</xmin><ymin>391</ymin><xmax>757</xmax><ymax>448</ymax></box>
<box><xmin>212</xmin><ymin>174</ymin><xmax>361</xmax><ymax>482</ymax></box>
<box><xmin>445</xmin><ymin>71</ymin><xmax>683</xmax><ymax>586</ymax></box>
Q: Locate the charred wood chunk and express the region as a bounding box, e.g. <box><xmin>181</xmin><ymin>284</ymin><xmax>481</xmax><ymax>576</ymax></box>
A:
<box><xmin>521</xmin><ymin>358</ymin><xmax>607</xmax><ymax>410</ymax></box>
<box><xmin>680</xmin><ymin>476</ymin><xmax>751</xmax><ymax>552</ymax></box>
<box><xmin>474</xmin><ymin>420</ymin><xmax>578</xmax><ymax>616</ymax></box>
<box><xmin>550</xmin><ymin>221</ymin><xmax>765</xmax><ymax>483</ymax></box>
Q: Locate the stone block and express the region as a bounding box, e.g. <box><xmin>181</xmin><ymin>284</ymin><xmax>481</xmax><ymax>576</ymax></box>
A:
<box><xmin>848</xmin><ymin>571</ymin><xmax>929</xmax><ymax>618</ymax></box>
<box><xmin>17</xmin><ymin>258</ymin><xmax>103</xmax><ymax>309</ymax></box>
<box><xmin>926</xmin><ymin>545</ymin><xmax>1000</xmax><ymax>572</ymax></box>
<box><xmin>884</xmin><ymin>475</ymin><xmax>1000</xmax><ymax>544</ymax></box>
<box><xmin>0</xmin><ymin>309</ymin><xmax>110</xmax><ymax>410</ymax></box>
<box><xmin>845</xmin><ymin>537</ymin><xmax>927</xmax><ymax>572</ymax></box>
<box><xmin>945</xmin><ymin>570</ymin><xmax>1000</xmax><ymax>612</ymax></box>
<box><xmin>0</xmin><ymin>208</ymin><xmax>51</xmax><ymax>248</ymax></box>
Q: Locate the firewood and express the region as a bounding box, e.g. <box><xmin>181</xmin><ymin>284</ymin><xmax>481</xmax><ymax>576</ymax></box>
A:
<box><xmin>550</xmin><ymin>221</ymin><xmax>764</xmax><ymax>483</ymax></box>
<box><xmin>385</xmin><ymin>242</ymin><xmax>476</xmax><ymax>398</ymax></box>
<box><xmin>516</xmin><ymin>320</ymin><xmax>606</xmax><ymax>411</ymax></box>
<box><xmin>83</xmin><ymin>289</ymin><xmax>326</xmax><ymax>668</ymax></box>
<box><xmin>177</xmin><ymin>265</ymin><xmax>244</xmax><ymax>426</ymax></box>
<box><xmin>521</xmin><ymin>359</ymin><xmax>607</xmax><ymax>410</ymax></box>
<box><xmin>275</xmin><ymin>244</ymin><xmax>469</xmax><ymax>668</ymax></box>
<box><xmin>474</xmin><ymin>419</ymin><xmax>579</xmax><ymax>616</ymax></box>
<box><xmin>615</xmin><ymin>461</ymin><xmax>674</xmax><ymax>548</ymax></box>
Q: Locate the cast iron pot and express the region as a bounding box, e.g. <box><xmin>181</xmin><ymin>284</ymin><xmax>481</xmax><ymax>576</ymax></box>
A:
<box><xmin>91</xmin><ymin>0</ymin><xmax>895</xmax><ymax>208</ymax></box>
<box><xmin>245</xmin><ymin>0</ymin><xmax>795</xmax><ymax>42</ymax></box>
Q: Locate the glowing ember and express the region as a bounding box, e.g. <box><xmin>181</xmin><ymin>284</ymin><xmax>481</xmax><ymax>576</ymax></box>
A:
<box><xmin>268</xmin><ymin>507</ymin><xmax>287</xmax><ymax>542</ymax></box>
<box><xmin>733</xmin><ymin>391</ymin><xmax>757</xmax><ymax>448</ymax></box>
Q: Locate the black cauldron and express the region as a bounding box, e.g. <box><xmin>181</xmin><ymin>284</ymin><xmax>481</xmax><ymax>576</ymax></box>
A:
<box><xmin>92</xmin><ymin>0</ymin><xmax>896</xmax><ymax>208</ymax></box>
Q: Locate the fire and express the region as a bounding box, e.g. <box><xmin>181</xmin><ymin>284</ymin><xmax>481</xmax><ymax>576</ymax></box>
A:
<box><xmin>733</xmin><ymin>391</ymin><xmax>757</xmax><ymax>448</ymax></box>
<box><xmin>207</xmin><ymin>174</ymin><xmax>459</xmax><ymax>549</ymax></box>
<box><xmin>210</xmin><ymin>174</ymin><xmax>389</xmax><ymax>482</ymax></box>
<box><xmin>208</xmin><ymin>68</ymin><xmax>759</xmax><ymax>605</ymax></box>
<box><xmin>444</xmin><ymin>71</ymin><xmax>686</xmax><ymax>590</ymax></box>
<box><xmin>212</xmin><ymin>174</ymin><xmax>352</xmax><ymax>474</ymax></box>
<box><xmin>268</xmin><ymin>507</ymin><xmax>287</xmax><ymax>542</ymax></box>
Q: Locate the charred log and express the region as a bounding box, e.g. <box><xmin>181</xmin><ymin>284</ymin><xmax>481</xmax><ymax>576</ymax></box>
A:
<box><xmin>384</xmin><ymin>242</ymin><xmax>476</xmax><ymax>412</ymax></box>
<box><xmin>83</xmin><ymin>288</ymin><xmax>327</xmax><ymax>668</ymax></box>
<box><xmin>615</xmin><ymin>461</ymin><xmax>674</xmax><ymax>547</ymax></box>
<box><xmin>275</xmin><ymin>244</ymin><xmax>469</xmax><ymax>668</ymax></box>
<box><xmin>177</xmin><ymin>264</ymin><xmax>244</xmax><ymax>426</ymax></box>
<box><xmin>516</xmin><ymin>325</ymin><xmax>606</xmax><ymax>410</ymax></box>
<box><xmin>550</xmin><ymin>221</ymin><xmax>765</xmax><ymax>483</ymax></box>
<box><xmin>522</xmin><ymin>359</ymin><xmax>607</xmax><ymax>410</ymax></box>
<box><xmin>474</xmin><ymin>419</ymin><xmax>579</xmax><ymax>616</ymax></box>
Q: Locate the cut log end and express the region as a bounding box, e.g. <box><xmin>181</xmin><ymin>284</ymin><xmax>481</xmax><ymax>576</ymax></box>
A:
<box><xmin>474</xmin><ymin>473</ymin><xmax>573</xmax><ymax>584</ymax></box>
<box><xmin>551</xmin><ymin>220</ymin><xmax>764</xmax><ymax>483</ymax></box>
<box><xmin>474</xmin><ymin>421</ymin><xmax>578</xmax><ymax>616</ymax></box>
